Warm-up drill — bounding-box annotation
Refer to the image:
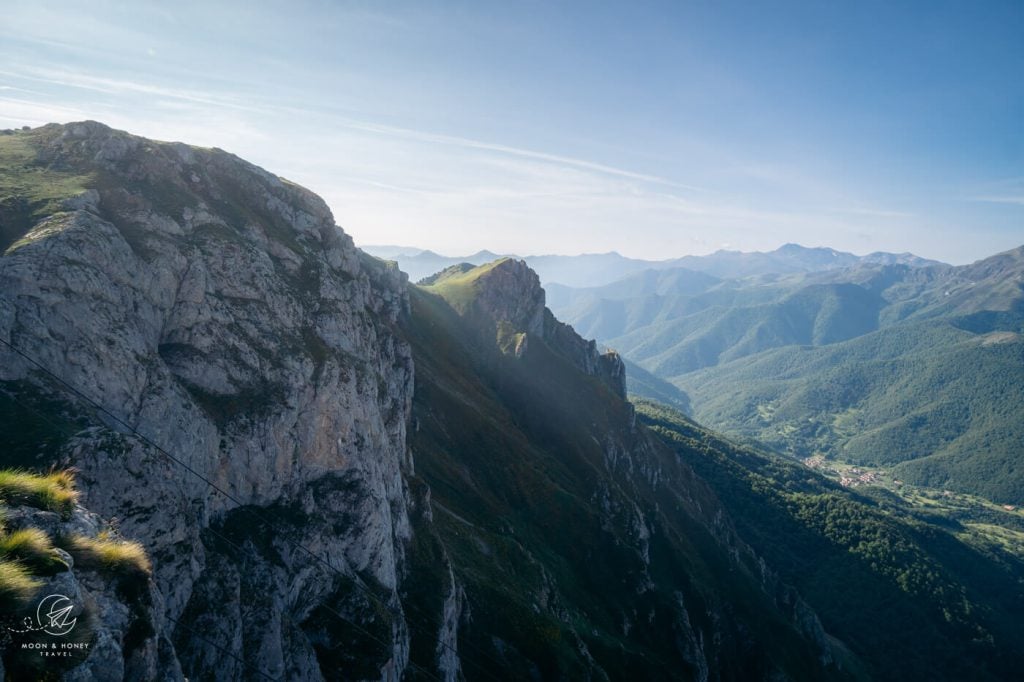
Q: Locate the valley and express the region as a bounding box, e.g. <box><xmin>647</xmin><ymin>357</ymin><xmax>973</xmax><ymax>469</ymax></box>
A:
<box><xmin>508</xmin><ymin>247</ymin><xmax>1024</xmax><ymax>508</ymax></box>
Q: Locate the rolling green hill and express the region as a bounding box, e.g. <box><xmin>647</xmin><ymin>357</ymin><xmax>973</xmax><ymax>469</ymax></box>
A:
<box><xmin>674</xmin><ymin>319</ymin><xmax>1024</xmax><ymax>503</ymax></box>
<box><xmin>550</xmin><ymin>247</ymin><xmax>1024</xmax><ymax>505</ymax></box>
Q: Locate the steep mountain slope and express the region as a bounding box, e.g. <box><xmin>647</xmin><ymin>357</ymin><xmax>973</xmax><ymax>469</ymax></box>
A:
<box><xmin>401</xmin><ymin>259</ymin><xmax>849</xmax><ymax>680</ymax></box>
<box><xmin>1</xmin><ymin>122</ymin><xmax>420</xmax><ymax>679</ymax></box>
<box><xmin>637</xmin><ymin>401</ymin><xmax>1024</xmax><ymax>682</ymax></box>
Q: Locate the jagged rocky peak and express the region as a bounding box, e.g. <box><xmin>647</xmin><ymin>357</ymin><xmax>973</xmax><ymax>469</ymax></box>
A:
<box><xmin>420</xmin><ymin>257</ymin><xmax>627</xmax><ymax>398</ymax></box>
<box><xmin>473</xmin><ymin>257</ymin><xmax>547</xmax><ymax>336</ymax></box>
<box><xmin>543</xmin><ymin>310</ymin><xmax>627</xmax><ymax>399</ymax></box>
<box><xmin>462</xmin><ymin>257</ymin><xmax>547</xmax><ymax>336</ymax></box>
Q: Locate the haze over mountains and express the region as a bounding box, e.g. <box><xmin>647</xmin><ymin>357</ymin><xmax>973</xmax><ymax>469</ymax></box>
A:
<box><xmin>371</xmin><ymin>240</ymin><xmax>1024</xmax><ymax>507</ymax></box>
<box><xmin>548</xmin><ymin>246</ymin><xmax>1024</xmax><ymax>504</ymax></box>
<box><xmin>360</xmin><ymin>243</ymin><xmax>945</xmax><ymax>288</ymax></box>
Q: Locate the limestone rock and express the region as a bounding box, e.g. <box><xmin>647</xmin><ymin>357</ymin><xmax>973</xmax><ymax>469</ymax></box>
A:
<box><xmin>0</xmin><ymin>122</ymin><xmax>416</xmax><ymax>680</ymax></box>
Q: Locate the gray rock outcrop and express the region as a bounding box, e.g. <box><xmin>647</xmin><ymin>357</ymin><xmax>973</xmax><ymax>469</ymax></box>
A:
<box><xmin>0</xmin><ymin>122</ymin><xmax>416</xmax><ymax>679</ymax></box>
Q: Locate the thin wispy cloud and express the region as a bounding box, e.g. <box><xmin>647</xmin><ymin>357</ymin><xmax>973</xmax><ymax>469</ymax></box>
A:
<box><xmin>257</xmin><ymin>101</ymin><xmax>709</xmax><ymax>194</ymax></box>
<box><xmin>0</xmin><ymin>67</ymin><xmax>261</xmax><ymax>113</ymax></box>
<box><xmin>964</xmin><ymin>178</ymin><xmax>1024</xmax><ymax>207</ymax></box>
<box><xmin>0</xmin><ymin>1</ymin><xmax>1019</xmax><ymax>263</ymax></box>
<box><xmin>970</xmin><ymin>195</ymin><xmax>1024</xmax><ymax>206</ymax></box>
<box><xmin>0</xmin><ymin>96</ymin><xmax>96</xmax><ymax>123</ymax></box>
<box><xmin>831</xmin><ymin>207</ymin><xmax>914</xmax><ymax>219</ymax></box>
<box><xmin>3</xmin><ymin>64</ymin><xmax>705</xmax><ymax>198</ymax></box>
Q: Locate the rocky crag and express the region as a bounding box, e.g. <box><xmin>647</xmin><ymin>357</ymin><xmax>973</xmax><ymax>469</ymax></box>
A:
<box><xmin>1</xmin><ymin>122</ymin><xmax>847</xmax><ymax>679</ymax></box>
<box><xmin>2</xmin><ymin>122</ymin><xmax>415</xmax><ymax>679</ymax></box>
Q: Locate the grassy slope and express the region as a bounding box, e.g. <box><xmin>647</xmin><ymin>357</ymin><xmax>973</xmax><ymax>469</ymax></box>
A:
<box><xmin>674</xmin><ymin>320</ymin><xmax>1024</xmax><ymax>503</ymax></box>
<box><xmin>419</xmin><ymin>258</ymin><xmax>512</xmax><ymax>311</ymax></box>
<box><xmin>402</xmin><ymin>285</ymin><xmax>840</xmax><ymax>680</ymax></box>
<box><xmin>0</xmin><ymin>129</ymin><xmax>93</xmax><ymax>253</ymax></box>
<box><xmin>637</xmin><ymin>399</ymin><xmax>1024</xmax><ymax>682</ymax></box>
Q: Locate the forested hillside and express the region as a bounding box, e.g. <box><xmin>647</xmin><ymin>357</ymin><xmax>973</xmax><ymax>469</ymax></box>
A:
<box><xmin>637</xmin><ymin>400</ymin><xmax>1024</xmax><ymax>682</ymax></box>
<box><xmin>550</xmin><ymin>249</ymin><xmax>1024</xmax><ymax>503</ymax></box>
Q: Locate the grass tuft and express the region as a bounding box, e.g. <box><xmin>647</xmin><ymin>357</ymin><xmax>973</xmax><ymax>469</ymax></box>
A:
<box><xmin>0</xmin><ymin>559</ymin><xmax>42</xmax><ymax>611</ymax></box>
<box><xmin>0</xmin><ymin>469</ymin><xmax>79</xmax><ymax>516</ymax></box>
<box><xmin>58</xmin><ymin>534</ymin><xmax>152</xmax><ymax>578</ymax></box>
<box><xmin>0</xmin><ymin>528</ymin><xmax>67</xmax><ymax>574</ymax></box>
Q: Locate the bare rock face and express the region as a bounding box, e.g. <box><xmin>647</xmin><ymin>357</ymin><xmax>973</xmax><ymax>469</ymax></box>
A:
<box><xmin>541</xmin><ymin>310</ymin><xmax>627</xmax><ymax>399</ymax></box>
<box><xmin>466</xmin><ymin>259</ymin><xmax>546</xmax><ymax>338</ymax></box>
<box><xmin>0</xmin><ymin>122</ymin><xmax>416</xmax><ymax>679</ymax></box>
<box><xmin>452</xmin><ymin>258</ymin><xmax>627</xmax><ymax>398</ymax></box>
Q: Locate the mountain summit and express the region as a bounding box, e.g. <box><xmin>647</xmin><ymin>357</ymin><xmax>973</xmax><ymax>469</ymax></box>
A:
<box><xmin>419</xmin><ymin>258</ymin><xmax>627</xmax><ymax>398</ymax></box>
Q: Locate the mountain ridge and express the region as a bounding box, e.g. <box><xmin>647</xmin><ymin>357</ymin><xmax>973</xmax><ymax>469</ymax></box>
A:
<box><xmin>546</xmin><ymin>244</ymin><xmax>1024</xmax><ymax>504</ymax></box>
<box><xmin>362</xmin><ymin>242</ymin><xmax>944</xmax><ymax>287</ymax></box>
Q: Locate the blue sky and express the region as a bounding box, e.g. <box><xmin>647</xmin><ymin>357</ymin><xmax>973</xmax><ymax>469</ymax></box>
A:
<box><xmin>1</xmin><ymin>0</ymin><xmax>1021</xmax><ymax>263</ymax></box>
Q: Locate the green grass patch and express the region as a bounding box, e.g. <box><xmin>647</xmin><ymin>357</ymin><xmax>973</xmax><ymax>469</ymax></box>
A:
<box><xmin>57</xmin><ymin>532</ymin><xmax>152</xmax><ymax>578</ymax></box>
<box><xmin>0</xmin><ymin>469</ymin><xmax>79</xmax><ymax>516</ymax></box>
<box><xmin>0</xmin><ymin>528</ymin><xmax>67</xmax><ymax>575</ymax></box>
<box><xmin>0</xmin><ymin>559</ymin><xmax>42</xmax><ymax>612</ymax></box>
<box><xmin>0</xmin><ymin>131</ymin><xmax>93</xmax><ymax>253</ymax></box>
<box><xmin>420</xmin><ymin>258</ymin><xmax>511</xmax><ymax>312</ymax></box>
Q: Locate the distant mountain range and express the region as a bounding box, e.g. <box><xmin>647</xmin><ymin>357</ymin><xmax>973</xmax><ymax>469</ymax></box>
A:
<box><xmin>547</xmin><ymin>245</ymin><xmax>1024</xmax><ymax>504</ymax></box>
<box><xmin>365</xmin><ymin>241</ymin><xmax>1024</xmax><ymax>504</ymax></box>
<box><xmin>359</xmin><ymin>243</ymin><xmax>944</xmax><ymax>287</ymax></box>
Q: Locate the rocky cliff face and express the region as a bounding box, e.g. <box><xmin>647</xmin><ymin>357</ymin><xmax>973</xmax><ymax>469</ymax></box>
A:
<box><xmin>1</xmin><ymin>122</ymin><xmax>416</xmax><ymax>679</ymax></box>
<box><xmin>1</xmin><ymin>122</ymin><xmax>844</xmax><ymax>681</ymax></box>
<box><xmin>425</xmin><ymin>258</ymin><xmax>627</xmax><ymax>399</ymax></box>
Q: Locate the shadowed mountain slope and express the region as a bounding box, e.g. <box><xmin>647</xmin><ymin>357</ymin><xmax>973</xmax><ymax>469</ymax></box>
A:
<box><xmin>401</xmin><ymin>259</ymin><xmax>851</xmax><ymax>680</ymax></box>
<box><xmin>637</xmin><ymin>400</ymin><xmax>1024</xmax><ymax>682</ymax></box>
